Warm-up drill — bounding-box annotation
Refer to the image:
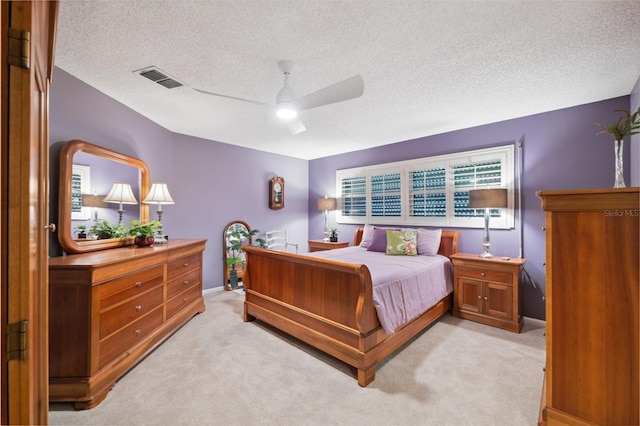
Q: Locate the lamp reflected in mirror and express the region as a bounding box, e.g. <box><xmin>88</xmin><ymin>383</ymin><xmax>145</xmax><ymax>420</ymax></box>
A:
<box><xmin>143</xmin><ymin>183</ymin><xmax>175</xmax><ymax>243</ymax></box>
<box><xmin>104</xmin><ymin>182</ymin><xmax>138</xmax><ymax>224</ymax></box>
<box><xmin>82</xmin><ymin>192</ymin><xmax>107</xmax><ymax>227</ymax></box>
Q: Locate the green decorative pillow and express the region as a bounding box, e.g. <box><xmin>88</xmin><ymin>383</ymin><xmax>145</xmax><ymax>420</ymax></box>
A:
<box><xmin>385</xmin><ymin>229</ymin><xmax>418</xmax><ymax>256</ymax></box>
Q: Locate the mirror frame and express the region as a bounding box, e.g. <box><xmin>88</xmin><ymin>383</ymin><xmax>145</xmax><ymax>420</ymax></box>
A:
<box><xmin>58</xmin><ymin>139</ymin><xmax>150</xmax><ymax>254</ymax></box>
<box><xmin>222</xmin><ymin>220</ymin><xmax>252</xmax><ymax>291</ymax></box>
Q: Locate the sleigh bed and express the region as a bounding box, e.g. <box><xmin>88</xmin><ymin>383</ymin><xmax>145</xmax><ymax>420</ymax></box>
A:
<box><xmin>242</xmin><ymin>226</ymin><xmax>459</xmax><ymax>386</ymax></box>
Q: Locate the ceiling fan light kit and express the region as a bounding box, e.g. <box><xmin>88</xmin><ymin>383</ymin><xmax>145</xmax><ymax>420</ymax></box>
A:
<box><xmin>194</xmin><ymin>60</ymin><xmax>364</xmax><ymax>135</ymax></box>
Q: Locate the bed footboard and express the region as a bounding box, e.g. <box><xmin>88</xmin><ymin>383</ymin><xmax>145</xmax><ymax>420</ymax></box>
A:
<box><xmin>241</xmin><ymin>245</ymin><xmax>452</xmax><ymax>386</ymax></box>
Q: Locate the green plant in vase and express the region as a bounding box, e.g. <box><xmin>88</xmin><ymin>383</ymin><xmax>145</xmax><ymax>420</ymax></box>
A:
<box><xmin>595</xmin><ymin>106</ymin><xmax>640</xmax><ymax>188</ymax></box>
<box><xmin>329</xmin><ymin>227</ymin><xmax>339</xmax><ymax>242</ymax></box>
<box><xmin>226</xmin><ymin>228</ymin><xmax>266</xmax><ymax>288</ymax></box>
<box><xmin>128</xmin><ymin>219</ymin><xmax>162</xmax><ymax>247</ymax></box>
<box><xmin>88</xmin><ymin>219</ymin><xmax>126</xmax><ymax>240</ymax></box>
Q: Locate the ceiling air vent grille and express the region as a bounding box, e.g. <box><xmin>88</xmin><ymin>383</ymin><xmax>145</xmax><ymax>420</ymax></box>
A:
<box><xmin>136</xmin><ymin>66</ymin><xmax>183</xmax><ymax>89</ymax></box>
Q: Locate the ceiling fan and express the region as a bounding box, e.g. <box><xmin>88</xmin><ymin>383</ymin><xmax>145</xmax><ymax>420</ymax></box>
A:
<box><xmin>194</xmin><ymin>60</ymin><xmax>364</xmax><ymax>135</ymax></box>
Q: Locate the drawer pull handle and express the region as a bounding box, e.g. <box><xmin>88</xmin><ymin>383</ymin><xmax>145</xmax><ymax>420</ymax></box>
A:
<box><xmin>135</xmin><ymin>329</ymin><xmax>141</xmax><ymax>336</ymax></box>
<box><xmin>484</xmin><ymin>296</ymin><xmax>488</xmax><ymax>300</ymax></box>
<box><xmin>135</xmin><ymin>281</ymin><xmax>142</xmax><ymax>287</ymax></box>
<box><xmin>477</xmin><ymin>295</ymin><xmax>481</xmax><ymax>299</ymax></box>
<box><xmin>183</xmin><ymin>262</ymin><xmax>189</xmax><ymax>267</ymax></box>
<box><xmin>183</xmin><ymin>298</ymin><xmax>188</xmax><ymax>302</ymax></box>
<box><xmin>135</xmin><ymin>305</ymin><xmax>142</xmax><ymax>312</ymax></box>
<box><xmin>480</xmin><ymin>272</ymin><xmax>485</xmax><ymax>277</ymax></box>
<box><xmin>183</xmin><ymin>280</ymin><xmax>189</xmax><ymax>285</ymax></box>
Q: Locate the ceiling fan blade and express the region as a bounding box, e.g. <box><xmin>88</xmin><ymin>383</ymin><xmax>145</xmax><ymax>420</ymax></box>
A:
<box><xmin>295</xmin><ymin>75</ymin><xmax>364</xmax><ymax>111</ymax></box>
<box><xmin>193</xmin><ymin>88</ymin><xmax>272</xmax><ymax>108</ymax></box>
<box><xmin>284</xmin><ymin>116</ymin><xmax>306</xmax><ymax>135</ymax></box>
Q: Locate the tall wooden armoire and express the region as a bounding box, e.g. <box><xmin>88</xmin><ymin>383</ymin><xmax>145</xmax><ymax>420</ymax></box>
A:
<box><xmin>537</xmin><ymin>188</ymin><xmax>639</xmax><ymax>425</ymax></box>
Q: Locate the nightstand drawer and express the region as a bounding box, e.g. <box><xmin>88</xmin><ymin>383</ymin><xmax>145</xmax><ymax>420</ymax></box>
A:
<box><xmin>457</xmin><ymin>266</ymin><xmax>512</xmax><ymax>284</ymax></box>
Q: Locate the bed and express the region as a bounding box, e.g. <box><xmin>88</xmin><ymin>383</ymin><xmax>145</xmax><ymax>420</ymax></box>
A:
<box><xmin>242</xmin><ymin>226</ymin><xmax>460</xmax><ymax>386</ymax></box>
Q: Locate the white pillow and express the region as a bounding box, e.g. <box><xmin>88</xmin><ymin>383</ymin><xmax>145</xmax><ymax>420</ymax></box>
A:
<box><xmin>359</xmin><ymin>224</ymin><xmax>375</xmax><ymax>248</ymax></box>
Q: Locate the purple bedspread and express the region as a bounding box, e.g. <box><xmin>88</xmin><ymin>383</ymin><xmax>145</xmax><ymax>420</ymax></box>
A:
<box><xmin>308</xmin><ymin>247</ymin><xmax>453</xmax><ymax>334</ymax></box>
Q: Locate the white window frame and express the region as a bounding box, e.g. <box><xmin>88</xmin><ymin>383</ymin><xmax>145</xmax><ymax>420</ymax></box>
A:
<box><xmin>336</xmin><ymin>145</ymin><xmax>515</xmax><ymax>229</ymax></box>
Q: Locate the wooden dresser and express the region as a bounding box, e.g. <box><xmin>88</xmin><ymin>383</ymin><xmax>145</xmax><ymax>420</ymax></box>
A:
<box><xmin>537</xmin><ymin>188</ymin><xmax>639</xmax><ymax>425</ymax></box>
<box><xmin>48</xmin><ymin>239</ymin><xmax>207</xmax><ymax>409</ymax></box>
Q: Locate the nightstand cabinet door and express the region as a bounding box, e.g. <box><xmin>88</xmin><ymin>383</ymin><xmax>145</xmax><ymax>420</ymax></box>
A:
<box><xmin>451</xmin><ymin>253</ymin><xmax>524</xmax><ymax>333</ymax></box>
<box><xmin>485</xmin><ymin>282</ymin><xmax>512</xmax><ymax>320</ymax></box>
<box><xmin>457</xmin><ymin>278</ymin><xmax>482</xmax><ymax>314</ymax></box>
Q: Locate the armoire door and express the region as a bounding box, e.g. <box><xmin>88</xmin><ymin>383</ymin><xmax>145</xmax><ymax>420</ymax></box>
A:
<box><xmin>1</xmin><ymin>1</ymin><xmax>58</xmax><ymax>425</ymax></box>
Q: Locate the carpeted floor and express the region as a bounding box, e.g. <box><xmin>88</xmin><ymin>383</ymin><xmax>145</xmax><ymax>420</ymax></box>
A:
<box><xmin>49</xmin><ymin>290</ymin><xmax>546</xmax><ymax>426</ymax></box>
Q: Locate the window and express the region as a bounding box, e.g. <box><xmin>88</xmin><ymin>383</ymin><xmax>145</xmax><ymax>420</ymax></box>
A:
<box><xmin>336</xmin><ymin>145</ymin><xmax>515</xmax><ymax>229</ymax></box>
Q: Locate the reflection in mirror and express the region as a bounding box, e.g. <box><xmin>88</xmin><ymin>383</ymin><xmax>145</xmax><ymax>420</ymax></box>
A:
<box><xmin>222</xmin><ymin>220</ymin><xmax>252</xmax><ymax>291</ymax></box>
<box><xmin>59</xmin><ymin>140</ymin><xmax>150</xmax><ymax>254</ymax></box>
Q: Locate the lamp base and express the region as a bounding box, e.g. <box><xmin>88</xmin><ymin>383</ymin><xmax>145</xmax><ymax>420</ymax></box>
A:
<box><xmin>479</xmin><ymin>243</ymin><xmax>493</xmax><ymax>258</ymax></box>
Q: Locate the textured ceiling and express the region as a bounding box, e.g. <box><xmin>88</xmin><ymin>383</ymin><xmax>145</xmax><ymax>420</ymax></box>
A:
<box><xmin>55</xmin><ymin>0</ymin><xmax>640</xmax><ymax>160</ymax></box>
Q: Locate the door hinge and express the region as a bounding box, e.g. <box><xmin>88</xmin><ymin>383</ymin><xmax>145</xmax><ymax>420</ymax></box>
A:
<box><xmin>8</xmin><ymin>28</ymin><xmax>31</xmax><ymax>69</ymax></box>
<box><xmin>6</xmin><ymin>321</ymin><xmax>29</xmax><ymax>361</ymax></box>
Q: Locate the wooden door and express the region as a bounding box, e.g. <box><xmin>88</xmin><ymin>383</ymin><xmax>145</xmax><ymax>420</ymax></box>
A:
<box><xmin>1</xmin><ymin>1</ymin><xmax>57</xmax><ymax>424</ymax></box>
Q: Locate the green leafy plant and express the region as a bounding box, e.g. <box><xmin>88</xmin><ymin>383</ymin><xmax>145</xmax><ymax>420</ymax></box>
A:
<box><xmin>127</xmin><ymin>219</ymin><xmax>162</xmax><ymax>238</ymax></box>
<box><xmin>330</xmin><ymin>228</ymin><xmax>339</xmax><ymax>237</ymax></box>
<box><xmin>88</xmin><ymin>220</ymin><xmax>126</xmax><ymax>239</ymax></box>
<box><xmin>74</xmin><ymin>224</ymin><xmax>88</xmax><ymax>238</ymax></box>
<box><xmin>226</xmin><ymin>228</ymin><xmax>266</xmax><ymax>268</ymax></box>
<box><xmin>595</xmin><ymin>107</ymin><xmax>640</xmax><ymax>140</ymax></box>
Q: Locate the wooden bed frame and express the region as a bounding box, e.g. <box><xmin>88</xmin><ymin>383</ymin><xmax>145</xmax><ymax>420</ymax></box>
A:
<box><xmin>242</xmin><ymin>227</ymin><xmax>460</xmax><ymax>386</ymax></box>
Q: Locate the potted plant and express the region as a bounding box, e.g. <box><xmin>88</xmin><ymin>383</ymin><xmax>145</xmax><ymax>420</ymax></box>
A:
<box><xmin>329</xmin><ymin>228</ymin><xmax>339</xmax><ymax>242</ymax></box>
<box><xmin>595</xmin><ymin>106</ymin><xmax>640</xmax><ymax>188</ymax></box>
<box><xmin>88</xmin><ymin>219</ymin><xmax>126</xmax><ymax>240</ymax></box>
<box><xmin>226</xmin><ymin>228</ymin><xmax>266</xmax><ymax>288</ymax></box>
<box><xmin>127</xmin><ymin>219</ymin><xmax>162</xmax><ymax>247</ymax></box>
<box><xmin>74</xmin><ymin>224</ymin><xmax>88</xmax><ymax>239</ymax></box>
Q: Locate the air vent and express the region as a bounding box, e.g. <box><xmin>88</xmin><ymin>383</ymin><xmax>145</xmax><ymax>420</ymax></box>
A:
<box><xmin>135</xmin><ymin>66</ymin><xmax>183</xmax><ymax>89</ymax></box>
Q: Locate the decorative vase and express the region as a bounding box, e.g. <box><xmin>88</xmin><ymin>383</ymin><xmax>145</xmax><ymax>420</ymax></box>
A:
<box><xmin>229</xmin><ymin>267</ymin><xmax>238</xmax><ymax>288</ymax></box>
<box><xmin>330</xmin><ymin>236</ymin><xmax>338</xmax><ymax>242</ymax></box>
<box><xmin>613</xmin><ymin>139</ymin><xmax>626</xmax><ymax>188</ymax></box>
<box><xmin>134</xmin><ymin>236</ymin><xmax>155</xmax><ymax>247</ymax></box>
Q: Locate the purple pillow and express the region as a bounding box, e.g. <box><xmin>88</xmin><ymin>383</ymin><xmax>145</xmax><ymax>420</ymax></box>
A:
<box><xmin>366</xmin><ymin>227</ymin><xmax>389</xmax><ymax>252</ymax></box>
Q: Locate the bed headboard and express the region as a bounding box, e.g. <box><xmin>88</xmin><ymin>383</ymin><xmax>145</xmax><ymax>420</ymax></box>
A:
<box><xmin>353</xmin><ymin>227</ymin><xmax>459</xmax><ymax>258</ymax></box>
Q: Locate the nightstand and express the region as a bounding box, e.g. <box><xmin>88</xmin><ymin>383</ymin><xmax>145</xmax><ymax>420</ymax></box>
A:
<box><xmin>450</xmin><ymin>253</ymin><xmax>525</xmax><ymax>333</ymax></box>
<box><xmin>308</xmin><ymin>240</ymin><xmax>349</xmax><ymax>252</ymax></box>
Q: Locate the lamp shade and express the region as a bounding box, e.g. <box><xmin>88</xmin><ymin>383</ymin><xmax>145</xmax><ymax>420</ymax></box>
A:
<box><xmin>143</xmin><ymin>183</ymin><xmax>175</xmax><ymax>205</ymax></box>
<box><xmin>103</xmin><ymin>183</ymin><xmax>138</xmax><ymax>204</ymax></box>
<box><xmin>82</xmin><ymin>194</ymin><xmax>107</xmax><ymax>208</ymax></box>
<box><xmin>317</xmin><ymin>197</ymin><xmax>337</xmax><ymax>211</ymax></box>
<box><xmin>468</xmin><ymin>188</ymin><xmax>507</xmax><ymax>209</ymax></box>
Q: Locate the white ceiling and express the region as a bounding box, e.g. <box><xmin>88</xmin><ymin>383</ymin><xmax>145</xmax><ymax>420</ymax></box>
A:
<box><xmin>55</xmin><ymin>0</ymin><xmax>640</xmax><ymax>160</ymax></box>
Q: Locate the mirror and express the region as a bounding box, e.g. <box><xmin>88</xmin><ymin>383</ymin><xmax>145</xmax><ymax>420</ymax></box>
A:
<box><xmin>58</xmin><ymin>140</ymin><xmax>150</xmax><ymax>254</ymax></box>
<box><xmin>223</xmin><ymin>220</ymin><xmax>252</xmax><ymax>291</ymax></box>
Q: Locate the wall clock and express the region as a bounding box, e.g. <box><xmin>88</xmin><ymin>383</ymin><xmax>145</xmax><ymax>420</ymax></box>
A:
<box><xmin>269</xmin><ymin>176</ymin><xmax>285</xmax><ymax>210</ymax></box>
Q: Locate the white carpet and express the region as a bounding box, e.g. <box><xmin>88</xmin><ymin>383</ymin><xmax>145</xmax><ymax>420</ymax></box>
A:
<box><xmin>49</xmin><ymin>290</ymin><xmax>546</xmax><ymax>425</ymax></box>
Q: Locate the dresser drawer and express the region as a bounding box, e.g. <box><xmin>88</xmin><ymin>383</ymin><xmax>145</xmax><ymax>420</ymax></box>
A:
<box><xmin>99</xmin><ymin>286</ymin><xmax>164</xmax><ymax>339</ymax></box>
<box><xmin>98</xmin><ymin>306</ymin><xmax>163</xmax><ymax>369</ymax></box>
<box><xmin>457</xmin><ymin>266</ymin><xmax>512</xmax><ymax>284</ymax></box>
<box><xmin>167</xmin><ymin>253</ymin><xmax>201</xmax><ymax>281</ymax></box>
<box><xmin>166</xmin><ymin>284</ymin><xmax>201</xmax><ymax>319</ymax></box>
<box><xmin>166</xmin><ymin>268</ymin><xmax>201</xmax><ymax>300</ymax></box>
<box><xmin>98</xmin><ymin>265</ymin><xmax>164</xmax><ymax>309</ymax></box>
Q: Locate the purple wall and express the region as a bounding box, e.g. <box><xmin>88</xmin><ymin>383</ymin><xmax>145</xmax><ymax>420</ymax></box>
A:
<box><xmin>50</xmin><ymin>66</ymin><xmax>637</xmax><ymax>320</ymax></box>
<box><xmin>50</xmin><ymin>68</ymin><xmax>308</xmax><ymax>291</ymax></box>
<box><xmin>309</xmin><ymin>96</ymin><xmax>634</xmax><ymax>320</ymax></box>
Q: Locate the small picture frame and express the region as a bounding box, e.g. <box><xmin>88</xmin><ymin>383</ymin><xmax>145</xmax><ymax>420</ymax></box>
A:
<box><xmin>269</xmin><ymin>176</ymin><xmax>284</xmax><ymax>210</ymax></box>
